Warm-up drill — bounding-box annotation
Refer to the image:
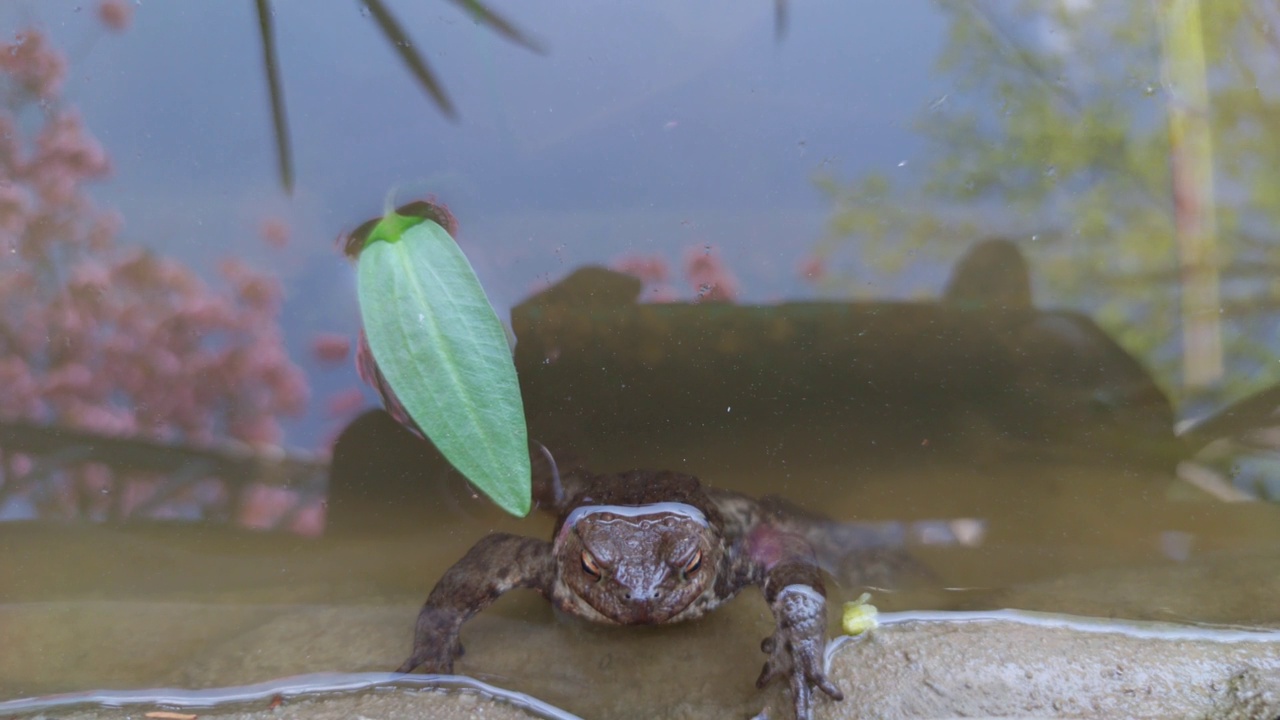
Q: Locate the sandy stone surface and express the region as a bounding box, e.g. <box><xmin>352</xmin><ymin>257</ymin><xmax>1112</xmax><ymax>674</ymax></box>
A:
<box><xmin>16</xmin><ymin>689</ymin><xmax>557</xmax><ymax>720</ymax></box>
<box><xmin>825</xmin><ymin>614</ymin><xmax>1280</xmax><ymax>719</ymax></box>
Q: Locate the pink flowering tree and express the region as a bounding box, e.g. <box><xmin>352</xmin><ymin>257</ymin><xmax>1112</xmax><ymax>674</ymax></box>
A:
<box><xmin>613</xmin><ymin>244</ymin><xmax>741</xmax><ymax>303</ymax></box>
<box><xmin>0</xmin><ymin>23</ymin><xmax>308</xmax><ymax>521</ymax></box>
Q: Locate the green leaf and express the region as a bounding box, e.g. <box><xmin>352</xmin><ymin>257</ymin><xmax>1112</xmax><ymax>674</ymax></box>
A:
<box><xmin>356</xmin><ymin>209</ymin><xmax>530</xmax><ymax>516</ymax></box>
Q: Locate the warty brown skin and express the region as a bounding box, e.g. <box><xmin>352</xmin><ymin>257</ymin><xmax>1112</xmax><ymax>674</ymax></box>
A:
<box><xmin>397</xmin><ymin>465</ymin><xmax>845</xmax><ymax>720</ymax></box>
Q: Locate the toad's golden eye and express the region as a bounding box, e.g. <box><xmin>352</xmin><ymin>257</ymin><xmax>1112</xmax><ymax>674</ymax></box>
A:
<box><xmin>682</xmin><ymin>550</ymin><xmax>703</xmax><ymax>576</ymax></box>
<box><xmin>581</xmin><ymin>550</ymin><xmax>602</xmax><ymax>579</ymax></box>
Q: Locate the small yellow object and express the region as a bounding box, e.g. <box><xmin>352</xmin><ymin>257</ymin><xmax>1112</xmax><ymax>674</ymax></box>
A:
<box><xmin>841</xmin><ymin>592</ymin><xmax>879</xmax><ymax>635</ymax></box>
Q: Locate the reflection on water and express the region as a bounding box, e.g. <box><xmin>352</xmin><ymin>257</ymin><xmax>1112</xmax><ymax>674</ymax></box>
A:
<box><xmin>3</xmin><ymin>0</ymin><xmax>1280</xmax><ymax>718</ymax></box>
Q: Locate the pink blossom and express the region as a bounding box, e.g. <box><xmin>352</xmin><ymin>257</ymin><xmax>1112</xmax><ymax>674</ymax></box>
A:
<box><xmin>325</xmin><ymin>387</ymin><xmax>365</xmax><ymax>418</ymax></box>
<box><xmin>0</xmin><ymin>183</ymin><xmax>33</xmax><ymax>238</ymax></box>
<box><xmin>0</xmin><ymin>26</ymin><xmax>310</xmax><ymax>527</ymax></box>
<box><xmin>97</xmin><ymin>0</ymin><xmax>134</xmax><ymax>32</ymax></box>
<box><xmin>87</xmin><ymin>210</ymin><xmax>122</xmax><ymax>251</ymax></box>
<box><xmin>220</xmin><ymin>258</ymin><xmax>282</xmax><ymax>313</ymax></box>
<box><xmin>9</xmin><ymin>453</ymin><xmax>33</xmax><ymax>476</ymax></box>
<box><xmin>0</xmin><ymin>357</ymin><xmax>40</xmax><ymax>415</ymax></box>
<box><xmin>25</xmin><ymin>112</ymin><xmax>111</xmax><ymax>205</ymax></box>
<box><xmin>286</xmin><ymin>499</ymin><xmax>326</xmax><ymax>537</ymax></box>
<box><xmin>596</xmin><ymin>247</ymin><xmax>748</xmax><ymax>304</ymax></box>
<box><xmin>311</xmin><ymin>333</ymin><xmax>351</xmax><ymax>364</ymax></box>
<box><xmin>69</xmin><ymin>261</ymin><xmax>111</xmax><ymax>288</ymax></box>
<box><xmin>0</xmin><ymin>31</ymin><xmax>66</xmax><ymax>98</ymax></box>
<box><xmin>798</xmin><ymin>255</ymin><xmax>826</xmax><ymax>283</ymax></box>
<box><xmin>21</xmin><ymin>211</ymin><xmax>74</xmax><ymax>263</ymax></box>
<box><xmin>0</xmin><ymin>115</ymin><xmax>20</xmax><ymax>171</ymax></box>
<box><xmin>684</xmin><ymin>244</ymin><xmax>740</xmax><ymax>303</ymax></box>
<box><xmin>238</xmin><ymin>483</ymin><xmax>292</xmax><ymax>530</ymax></box>
<box><xmin>42</xmin><ymin>363</ymin><xmax>94</xmax><ymax>399</ymax></box>
<box><xmin>228</xmin><ymin>412</ymin><xmax>281</xmax><ymax>447</ymax></box>
<box><xmin>260</xmin><ymin>217</ymin><xmax>290</xmax><ymax>249</ymax></box>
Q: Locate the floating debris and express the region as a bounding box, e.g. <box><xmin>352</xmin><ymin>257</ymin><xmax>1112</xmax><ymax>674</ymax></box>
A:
<box><xmin>842</xmin><ymin>592</ymin><xmax>879</xmax><ymax>636</ymax></box>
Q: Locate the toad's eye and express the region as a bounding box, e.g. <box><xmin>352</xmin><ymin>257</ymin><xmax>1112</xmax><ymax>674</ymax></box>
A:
<box><xmin>682</xmin><ymin>550</ymin><xmax>703</xmax><ymax>577</ymax></box>
<box><xmin>580</xmin><ymin>550</ymin><xmax>602</xmax><ymax>579</ymax></box>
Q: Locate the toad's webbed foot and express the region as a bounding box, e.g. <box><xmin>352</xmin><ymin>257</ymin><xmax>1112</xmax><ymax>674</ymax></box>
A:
<box><xmin>756</xmin><ymin>585</ymin><xmax>843</xmax><ymax>720</ymax></box>
<box><xmin>396</xmin><ymin>606</ymin><xmax>466</xmax><ymax>674</ymax></box>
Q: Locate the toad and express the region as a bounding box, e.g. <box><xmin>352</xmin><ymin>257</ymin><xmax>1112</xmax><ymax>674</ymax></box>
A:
<box><xmin>396</xmin><ymin>452</ymin><xmax>877</xmax><ymax>720</ymax></box>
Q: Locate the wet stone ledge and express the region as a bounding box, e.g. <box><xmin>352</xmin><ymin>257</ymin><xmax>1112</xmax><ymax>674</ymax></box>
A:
<box><xmin>7</xmin><ymin>610</ymin><xmax>1280</xmax><ymax>719</ymax></box>
<box><xmin>825</xmin><ymin>611</ymin><xmax>1280</xmax><ymax>719</ymax></box>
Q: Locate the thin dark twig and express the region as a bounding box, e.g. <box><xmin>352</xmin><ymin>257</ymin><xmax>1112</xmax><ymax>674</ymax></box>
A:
<box><xmin>442</xmin><ymin>0</ymin><xmax>544</xmax><ymax>53</ymax></box>
<box><xmin>362</xmin><ymin>0</ymin><xmax>457</xmax><ymax>119</ymax></box>
<box><xmin>774</xmin><ymin>0</ymin><xmax>789</xmax><ymax>41</ymax></box>
<box><xmin>255</xmin><ymin>0</ymin><xmax>294</xmax><ymax>193</ymax></box>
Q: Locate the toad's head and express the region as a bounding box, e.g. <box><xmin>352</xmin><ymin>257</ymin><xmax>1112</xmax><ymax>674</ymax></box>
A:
<box><xmin>553</xmin><ymin>502</ymin><xmax>721</xmax><ymax>624</ymax></box>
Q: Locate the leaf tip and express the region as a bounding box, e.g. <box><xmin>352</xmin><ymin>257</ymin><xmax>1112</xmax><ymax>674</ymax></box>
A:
<box><xmin>486</xmin><ymin>477</ymin><xmax>532</xmax><ymax>518</ymax></box>
<box><xmin>341</xmin><ymin>197</ymin><xmax>460</xmax><ymax>259</ymax></box>
<box><xmin>390</xmin><ymin>197</ymin><xmax>460</xmax><ymax>237</ymax></box>
<box><xmin>494</xmin><ymin>457</ymin><xmax>533</xmax><ymax>517</ymax></box>
<box><xmin>505</xmin><ymin>496</ymin><xmax>533</xmax><ymax>518</ymax></box>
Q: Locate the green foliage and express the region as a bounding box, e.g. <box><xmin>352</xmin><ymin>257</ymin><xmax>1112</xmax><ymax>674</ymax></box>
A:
<box><xmin>820</xmin><ymin>0</ymin><xmax>1280</xmax><ymax>406</ymax></box>
<box><xmin>357</xmin><ymin>209</ymin><xmax>531</xmax><ymax>516</ymax></box>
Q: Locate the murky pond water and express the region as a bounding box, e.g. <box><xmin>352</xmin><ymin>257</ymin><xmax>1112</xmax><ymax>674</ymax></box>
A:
<box><xmin>6</xmin><ymin>448</ymin><xmax>1280</xmax><ymax>718</ymax></box>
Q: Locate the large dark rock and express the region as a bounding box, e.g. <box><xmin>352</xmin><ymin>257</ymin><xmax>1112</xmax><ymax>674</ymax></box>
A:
<box><xmin>325</xmin><ymin>409</ymin><xmax>472</xmax><ymax>536</ymax></box>
<box><xmin>511</xmin><ymin>263</ymin><xmax>1180</xmax><ymax>469</ymax></box>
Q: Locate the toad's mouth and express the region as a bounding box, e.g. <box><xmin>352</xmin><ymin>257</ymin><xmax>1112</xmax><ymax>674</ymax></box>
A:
<box><xmin>586</xmin><ymin>592</ymin><xmax>691</xmax><ymax>625</ymax></box>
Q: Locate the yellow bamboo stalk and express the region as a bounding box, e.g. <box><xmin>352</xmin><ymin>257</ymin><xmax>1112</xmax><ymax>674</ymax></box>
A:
<box><xmin>1157</xmin><ymin>0</ymin><xmax>1222</xmax><ymax>389</ymax></box>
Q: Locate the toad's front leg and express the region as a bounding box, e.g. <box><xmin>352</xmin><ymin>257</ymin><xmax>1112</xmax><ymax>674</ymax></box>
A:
<box><xmin>752</xmin><ymin>530</ymin><xmax>843</xmax><ymax>720</ymax></box>
<box><xmin>397</xmin><ymin>533</ymin><xmax>555</xmax><ymax>674</ymax></box>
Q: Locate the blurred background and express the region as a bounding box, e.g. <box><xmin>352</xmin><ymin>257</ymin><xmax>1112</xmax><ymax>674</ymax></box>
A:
<box><xmin>2</xmin><ymin>0</ymin><xmax>1276</xmax><ymax>524</ymax></box>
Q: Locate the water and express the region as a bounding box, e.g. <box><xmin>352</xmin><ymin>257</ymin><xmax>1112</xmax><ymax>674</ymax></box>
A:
<box><xmin>6</xmin><ymin>453</ymin><xmax>1280</xmax><ymax>717</ymax></box>
<box><xmin>3</xmin><ymin>0</ymin><xmax>1280</xmax><ymax>717</ymax></box>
